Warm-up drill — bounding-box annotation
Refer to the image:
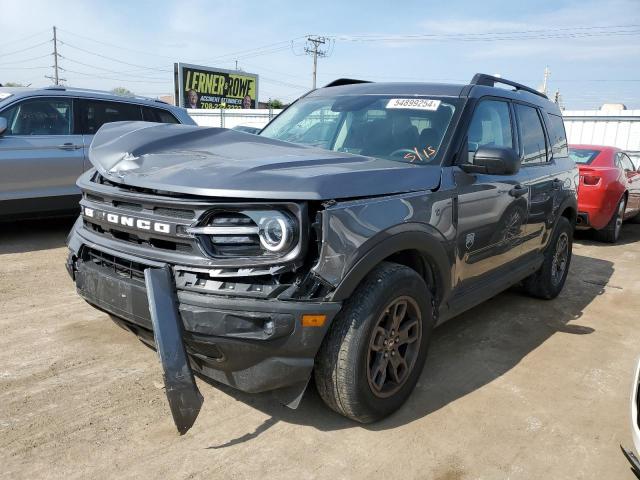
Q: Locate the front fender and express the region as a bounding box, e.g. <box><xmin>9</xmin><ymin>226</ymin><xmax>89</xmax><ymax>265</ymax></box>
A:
<box><xmin>330</xmin><ymin>223</ymin><xmax>453</xmax><ymax>303</ymax></box>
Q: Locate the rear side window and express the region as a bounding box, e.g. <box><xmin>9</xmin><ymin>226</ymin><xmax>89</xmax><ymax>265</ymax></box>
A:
<box><xmin>568</xmin><ymin>148</ymin><xmax>600</xmax><ymax>164</ymax></box>
<box><xmin>0</xmin><ymin>97</ymin><xmax>72</xmax><ymax>135</ymax></box>
<box><xmin>79</xmin><ymin>100</ymin><xmax>142</xmax><ymax>134</ymax></box>
<box><xmin>516</xmin><ymin>104</ymin><xmax>548</xmax><ymax>164</ymax></box>
<box><xmin>621</xmin><ymin>153</ymin><xmax>635</xmax><ymax>172</ymax></box>
<box><xmin>466</xmin><ymin>100</ymin><xmax>513</xmax><ymax>162</ymax></box>
<box><xmin>141</xmin><ymin>106</ymin><xmax>179</xmax><ymax>124</ymax></box>
<box><xmin>547</xmin><ymin>113</ymin><xmax>568</xmax><ymax>157</ymax></box>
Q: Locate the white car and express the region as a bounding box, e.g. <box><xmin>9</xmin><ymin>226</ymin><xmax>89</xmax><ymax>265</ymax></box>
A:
<box><xmin>622</xmin><ymin>358</ymin><xmax>640</xmax><ymax>478</ymax></box>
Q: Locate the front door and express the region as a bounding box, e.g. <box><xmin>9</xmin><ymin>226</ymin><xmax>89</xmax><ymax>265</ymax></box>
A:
<box><xmin>0</xmin><ymin>97</ymin><xmax>83</xmax><ymax>214</ymax></box>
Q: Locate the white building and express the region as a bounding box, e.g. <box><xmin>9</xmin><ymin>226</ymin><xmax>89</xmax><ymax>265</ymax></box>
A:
<box><xmin>562</xmin><ymin>109</ymin><xmax>640</xmax><ymax>152</ymax></box>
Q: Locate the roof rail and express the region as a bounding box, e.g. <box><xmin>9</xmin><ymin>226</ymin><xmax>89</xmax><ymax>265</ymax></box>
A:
<box><xmin>324</xmin><ymin>78</ymin><xmax>372</xmax><ymax>88</ymax></box>
<box><xmin>44</xmin><ymin>85</ymin><xmax>162</xmax><ymax>103</ymax></box>
<box><xmin>470</xmin><ymin>73</ymin><xmax>547</xmax><ymax>99</ymax></box>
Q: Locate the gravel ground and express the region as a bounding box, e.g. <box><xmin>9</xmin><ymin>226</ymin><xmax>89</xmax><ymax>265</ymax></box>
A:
<box><xmin>1</xmin><ymin>218</ymin><xmax>639</xmax><ymax>480</ymax></box>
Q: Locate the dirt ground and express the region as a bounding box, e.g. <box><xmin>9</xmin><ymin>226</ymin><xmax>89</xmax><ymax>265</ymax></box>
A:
<box><xmin>1</xmin><ymin>218</ymin><xmax>639</xmax><ymax>480</ymax></box>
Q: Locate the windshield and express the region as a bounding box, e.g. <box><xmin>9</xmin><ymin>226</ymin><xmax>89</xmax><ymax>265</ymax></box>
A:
<box><xmin>569</xmin><ymin>148</ymin><xmax>601</xmax><ymax>165</ymax></box>
<box><xmin>260</xmin><ymin>94</ymin><xmax>459</xmax><ymax>164</ymax></box>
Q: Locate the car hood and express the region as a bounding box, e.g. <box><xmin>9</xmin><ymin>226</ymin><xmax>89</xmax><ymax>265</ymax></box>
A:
<box><xmin>88</xmin><ymin>121</ymin><xmax>442</xmax><ymax>200</ymax></box>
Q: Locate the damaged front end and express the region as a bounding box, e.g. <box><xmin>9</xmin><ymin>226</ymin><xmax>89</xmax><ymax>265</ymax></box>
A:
<box><xmin>66</xmin><ymin>171</ymin><xmax>345</xmax><ymax>433</ymax></box>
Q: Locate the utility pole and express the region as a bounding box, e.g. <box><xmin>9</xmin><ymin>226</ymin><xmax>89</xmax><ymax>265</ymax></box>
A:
<box><xmin>45</xmin><ymin>26</ymin><xmax>65</xmax><ymax>85</ymax></box>
<box><xmin>304</xmin><ymin>36</ymin><xmax>328</xmax><ymax>89</ymax></box>
<box><xmin>541</xmin><ymin>66</ymin><xmax>550</xmax><ymax>96</ymax></box>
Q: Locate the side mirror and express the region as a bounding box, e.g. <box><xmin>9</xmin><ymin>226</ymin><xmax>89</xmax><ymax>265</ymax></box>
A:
<box><xmin>460</xmin><ymin>146</ymin><xmax>521</xmax><ymax>175</ymax></box>
<box><xmin>0</xmin><ymin>117</ymin><xmax>7</xmax><ymax>136</ymax></box>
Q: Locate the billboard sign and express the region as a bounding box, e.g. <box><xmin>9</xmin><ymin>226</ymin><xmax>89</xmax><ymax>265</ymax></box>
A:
<box><xmin>174</xmin><ymin>63</ymin><xmax>259</xmax><ymax>109</ymax></box>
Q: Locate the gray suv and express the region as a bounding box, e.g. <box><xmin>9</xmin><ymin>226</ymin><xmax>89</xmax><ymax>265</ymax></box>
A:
<box><xmin>66</xmin><ymin>74</ymin><xmax>577</xmax><ymax>433</ymax></box>
<box><xmin>0</xmin><ymin>86</ymin><xmax>195</xmax><ymax>219</ymax></box>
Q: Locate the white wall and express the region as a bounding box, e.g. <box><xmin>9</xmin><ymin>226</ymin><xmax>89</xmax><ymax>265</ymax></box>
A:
<box><xmin>562</xmin><ymin>109</ymin><xmax>640</xmax><ymax>151</ymax></box>
<box><xmin>188</xmin><ymin>108</ymin><xmax>283</xmax><ymax>130</ymax></box>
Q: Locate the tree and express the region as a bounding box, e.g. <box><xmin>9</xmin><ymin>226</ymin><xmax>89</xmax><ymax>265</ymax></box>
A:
<box><xmin>3</xmin><ymin>82</ymin><xmax>25</xmax><ymax>87</ymax></box>
<box><xmin>268</xmin><ymin>99</ymin><xmax>284</xmax><ymax>109</ymax></box>
<box><xmin>111</xmin><ymin>87</ymin><xmax>135</xmax><ymax>97</ymax></box>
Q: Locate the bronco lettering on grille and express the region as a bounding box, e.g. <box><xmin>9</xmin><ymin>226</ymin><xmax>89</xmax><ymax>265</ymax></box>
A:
<box><xmin>83</xmin><ymin>207</ymin><xmax>171</xmax><ymax>234</ymax></box>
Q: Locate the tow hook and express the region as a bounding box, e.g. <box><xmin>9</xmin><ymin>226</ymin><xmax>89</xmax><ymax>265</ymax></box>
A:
<box><xmin>144</xmin><ymin>266</ymin><xmax>203</xmax><ymax>435</ymax></box>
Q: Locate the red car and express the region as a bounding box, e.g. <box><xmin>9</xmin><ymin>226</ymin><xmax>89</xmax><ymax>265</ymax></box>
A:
<box><xmin>569</xmin><ymin>145</ymin><xmax>640</xmax><ymax>242</ymax></box>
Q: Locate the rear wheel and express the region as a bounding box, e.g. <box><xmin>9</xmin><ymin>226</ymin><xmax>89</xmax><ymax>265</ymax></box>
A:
<box><xmin>314</xmin><ymin>262</ymin><xmax>434</xmax><ymax>423</ymax></box>
<box><xmin>594</xmin><ymin>196</ymin><xmax>626</xmax><ymax>243</ymax></box>
<box><xmin>523</xmin><ymin>216</ymin><xmax>573</xmax><ymax>299</ymax></box>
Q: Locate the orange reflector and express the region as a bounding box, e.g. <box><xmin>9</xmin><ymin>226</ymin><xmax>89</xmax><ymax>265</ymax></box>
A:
<box><xmin>301</xmin><ymin>314</ymin><xmax>326</xmax><ymax>327</ymax></box>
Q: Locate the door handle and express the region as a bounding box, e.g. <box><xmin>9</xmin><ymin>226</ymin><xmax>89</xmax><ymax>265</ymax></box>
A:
<box><xmin>509</xmin><ymin>185</ymin><xmax>528</xmax><ymax>198</ymax></box>
<box><xmin>57</xmin><ymin>143</ymin><xmax>82</xmax><ymax>150</ymax></box>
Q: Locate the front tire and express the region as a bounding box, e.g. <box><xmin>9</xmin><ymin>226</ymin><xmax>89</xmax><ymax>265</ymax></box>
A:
<box><xmin>314</xmin><ymin>262</ymin><xmax>434</xmax><ymax>423</ymax></box>
<box><xmin>523</xmin><ymin>216</ymin><xmax>573</xmax><ymax>299</ymax></box>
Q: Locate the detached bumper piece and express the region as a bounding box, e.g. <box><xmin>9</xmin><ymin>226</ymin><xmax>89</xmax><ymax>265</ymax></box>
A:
<box><xmin>621</xmin><ymin>445</ymin><xmax>640</xmax><ymax>479</ymax></box>
<box><xmin>145</xmin><ymin>266</ymin><xmax>203</xmax><ymax>435</ymax></box>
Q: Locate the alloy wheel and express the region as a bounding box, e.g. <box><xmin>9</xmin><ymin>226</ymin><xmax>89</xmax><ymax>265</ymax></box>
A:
<box><xmin>366</xmin><ymin>296</ymin><xmax>422</xmax><ymax>398</ymax></box>
<box><xmin>551</xmin><ymin>232</ymin><xmax>569</xmax><ymax>286</ymax></box>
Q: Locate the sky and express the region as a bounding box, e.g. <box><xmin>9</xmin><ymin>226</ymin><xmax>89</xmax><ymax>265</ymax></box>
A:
<box><xmin>1</xmin><ymin>0</ymin><xmax>639</xmax><ymax>109</ymax></box>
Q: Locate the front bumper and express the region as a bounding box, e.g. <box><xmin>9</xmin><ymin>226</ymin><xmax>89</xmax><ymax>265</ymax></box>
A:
<box><xmin>67</xmin><ymin>223</ymin><xmax>341</xmax><ymax>421</ymax></box>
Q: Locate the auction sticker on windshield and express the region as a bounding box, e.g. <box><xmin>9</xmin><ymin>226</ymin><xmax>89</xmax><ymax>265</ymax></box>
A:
<box><xmin>386</xmin><ymin>98</ymin><xmax>441</xmax><ymax>111</ymax></box>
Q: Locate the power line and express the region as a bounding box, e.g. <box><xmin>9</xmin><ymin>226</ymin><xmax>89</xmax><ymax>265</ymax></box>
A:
<box><xmin>330</xmin><ymin>23</ymin><xmax>640</xmax><ymax>42</ymax></box>
<box><xmin>59</xmin><ymin>40</ymin><xmax>171</xmax><ymax>72</ymax></box>
<box><xmin>0</xmin><ymin>54</ymin><xmax>51</xmax><ymax>65</ymax></box>
<box><xmin>0</xmin><ymin>40</ymin><xmax>51</xmax><ymax>58</ymax></box>
<box><xmin>61</xmin><ymin>68</ymin><xmax>171</xmax><ymax>84</ymax></box>
<box><xmin>61</xmin><ymin>56</ymin><xmax>168</xmax><ymax>80</ymax></box>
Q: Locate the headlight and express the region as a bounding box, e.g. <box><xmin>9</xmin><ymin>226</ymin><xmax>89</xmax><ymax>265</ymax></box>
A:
<box><xmin>188</xmin><ymin>209</ymin><xmax>298</xmax><ymax>257</ymax></box>
<box><xmin>258</xmin><ymin>212</ymin><xmax>294</xmax><ymax>252</ymax></box>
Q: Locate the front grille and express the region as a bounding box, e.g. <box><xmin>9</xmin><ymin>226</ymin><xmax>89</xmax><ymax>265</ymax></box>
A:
<box><xmin>84</xmin><ymin>219</ymin><xmax>194</xmax><ymax>253</ymax></box>
<box><xmin>155</xmin><ymin>207</ymin><xmax>195</xmax><ymax>220</ymax></box>
<box><xmin>80</xmin><ymin>173</ymin><xmax>305</xmax><ymax>268</ymax></box>
<box><xmin>204</xmin><ymin>211</ymin><xmax>263</xmax><ymax>257</ymax></box>
<box><xmin>84</xmin><ymin>247</ymin><xmax>146</xmax><ymax>281</ymax></box>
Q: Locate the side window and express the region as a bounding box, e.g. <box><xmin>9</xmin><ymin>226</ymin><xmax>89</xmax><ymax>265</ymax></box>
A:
<box><xmin>516</xmin><ymin>104</ymin><xmax>548</xmax><ymax>164</ymax></box>
<box><xmin>614</xmin><ymin>153</ymin><xmax>622</xmax><ymax>169</ymax></box>
<box><xmin>80</xmin><ymin>100</ymin><xmax>142</xmax><ymax>134</ymax></box>
<box><xmin>0</xmin><ymin>97</ymin><xmax>72</xmax><ymax>136</ymax></box>
<box><xmin>621</xmin><ymin>154</ymin><xmax>635</xmax><ymax>172</ymax></box>
<box><xmin>547</xmin><ymin>113</ymin><xmax>568</xmax><ymax>157</ymax></box>
<box><xmin>467</xmin><ymin>100</ymin><xmax>513</xmax><ymax>162</ymax></box>
<box><xmin>141</xmin><ymin>106</ymin><xmax>179</xmax><ymax>124</ymax></box>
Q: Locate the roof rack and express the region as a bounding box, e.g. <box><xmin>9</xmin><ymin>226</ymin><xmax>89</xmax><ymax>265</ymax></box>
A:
<box><xmin>44</xmin><ymin>85</ymin><xmax>161</xmax><ymax>103</ymax></box>
<box><xmin>470</xmin><ymin>73</ymin><xmax>547</xmax><ymax>99</ymax></box>
<box><xmin>324</xmin><ymin>78</ymin><xmax>372</xmax><ymax>88</ymax></box>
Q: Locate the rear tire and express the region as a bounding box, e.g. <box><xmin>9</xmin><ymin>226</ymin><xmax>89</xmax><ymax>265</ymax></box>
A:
<box><xmin>523</xmin><ymin>216</ymin><xmax>573</xmax><ymax>299</ymax></box>
<box><xmin>594</xmin><ymin>196</ymin><xmax>626</xmax><ymax>243</ymax></box>
<box><xmin>314</xmin><ymin>262</ymin><xmax>434</xmax><ymax>423</ymax></box>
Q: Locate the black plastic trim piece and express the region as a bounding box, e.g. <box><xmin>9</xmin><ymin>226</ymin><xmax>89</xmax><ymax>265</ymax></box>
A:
<box><xmin>145</xmin><ymin>266</ymin><xmax>203</xmax><ymax>435</ymax></box>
